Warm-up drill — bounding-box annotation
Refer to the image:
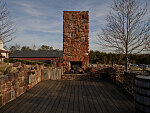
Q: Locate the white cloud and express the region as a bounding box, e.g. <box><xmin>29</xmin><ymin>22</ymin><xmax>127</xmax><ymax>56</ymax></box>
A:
<box><xmin>18</xmin><ymin>23</ymin><xmax>61</xmax><ymax>34</ymax></box>
<box><xmin>9</xmin><ymin>0</ymin><xmax>63</xmax><ymax>35</ymax></box>
<box><xmin>36</xmin><ymin>29</ymin><xmax>61</xmax><ymax>33</ymax></box>
<box><xmin>23</xmin><ymin>8</ymin><xmax>43</xmax><ymax>17</ymax></box>
<box><xmin>6</xmin><ymin>0</ymin><xmax>115</xmax><ymax>51</ymax></box>
<box><xmin>12</xmin><ymin>1</ymin><xmax>44</xmax><ymax>17</ymax></box>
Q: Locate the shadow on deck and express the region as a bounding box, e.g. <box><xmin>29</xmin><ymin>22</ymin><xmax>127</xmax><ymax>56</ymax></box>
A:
<box><xmin>0</xmin><ymin>80</ymin><xmax>134</xmax><ymax>113</ymax></box>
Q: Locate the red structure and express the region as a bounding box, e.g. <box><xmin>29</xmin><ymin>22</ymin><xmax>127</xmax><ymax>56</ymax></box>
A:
<box><xmin>0</xmin><ymin>49</ymin><xmax>10</xmax><ymax>61</ymax></box>
<box><xmin>63</xmin><ymin>11</ymin><xmax>89</xmax><ymax>73</ymax></box>
<box><xmin>9</xmin><ymin>50</ymin><xmax>63</xmax><ymax>66</ymax></box>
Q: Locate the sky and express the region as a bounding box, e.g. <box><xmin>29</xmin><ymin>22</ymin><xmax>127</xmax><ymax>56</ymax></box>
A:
<box><xmin>5</xmin><ymin>0</ymin><xmax>150</xmax><ymax>50</ymax></box>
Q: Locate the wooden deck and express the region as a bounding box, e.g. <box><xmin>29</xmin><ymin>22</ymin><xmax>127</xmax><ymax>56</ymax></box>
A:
<box><xmin>0</xmin><ymin>80</ymin><xmax>134</xmax><ymax>113</ymax></box>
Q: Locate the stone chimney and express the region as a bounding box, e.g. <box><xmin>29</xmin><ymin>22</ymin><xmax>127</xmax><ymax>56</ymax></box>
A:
<box><xmin>63</xmin><ymin>11</ymin><xmax>89</xmax><ymax>73</ymax></box>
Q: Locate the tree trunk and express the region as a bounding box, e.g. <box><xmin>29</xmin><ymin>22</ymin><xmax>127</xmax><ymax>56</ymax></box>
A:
<box><xmin>125</xmin><ymin>55</ymin><xmax>128</xmax><ymax>72</ymax></box>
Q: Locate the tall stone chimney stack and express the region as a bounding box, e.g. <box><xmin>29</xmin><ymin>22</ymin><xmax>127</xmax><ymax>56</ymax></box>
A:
<box><xmin>63</xmin><ymin>11</ymin><xmax>89</xmax><ymax>73</ymax></box>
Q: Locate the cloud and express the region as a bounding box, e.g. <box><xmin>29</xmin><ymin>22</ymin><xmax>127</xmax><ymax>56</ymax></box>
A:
<box><xmin>36</xmin><ymin>30</ymin><xmax>61</xmax><ymax>33</ymax></box>
<box><xmin>11</xmin><ymin>1</ymin><xmax>44</xmax><ymax>17</ymax></box>
<box><xmin>6</xmin><ymin>0</ymin><xmax>115</xmax><ymax>50</ymax></box>
<box><xmin>9</xmin><ymin>0</ymin><xmax>63</xmax><ymax>34</ymax></box>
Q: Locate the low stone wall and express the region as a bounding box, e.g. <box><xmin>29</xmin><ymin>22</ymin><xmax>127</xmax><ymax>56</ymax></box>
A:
<box><xmin>106</xmin><ymin>68</ymin><xmax>137</xmax><ymax>95</ymax></box>
<box><xmin>123</xmin><ymin>72</ymin><xmax>136</xmax><ymax>95</ymax></box>
<box><xmin>90</xmin><ymin>66</ymin><xmax>136</xmax><ymax>96</ymax></box>
<box><xmin>0</xmin><ymin>63</ymin><xmax>63</xmax><ymax>107</ymax></box>
<box><xmin>61</xmin><ymin>73</ymin><xmax>91</xmax><ymax>80</ymax></box>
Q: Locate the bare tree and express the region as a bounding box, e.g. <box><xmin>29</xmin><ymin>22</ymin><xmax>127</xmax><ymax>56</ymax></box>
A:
<box><xmin>146</xmin><ymin>39</ymin><xmax>150</xmax><ymax>51</ymax></box>
<box><xmin>97</xmin><ymin>0</ymin><xmax>150</xmax><ymax>71</ymax></box>
<box><xmin>32</xmin><ymin>44</ymin><xmax>37</xmax><ymax>50</ymax></box>
<box><xmin>0</xmin><ymin>0</ymin><xmax>15</xmax><ymax>43</ymax></box>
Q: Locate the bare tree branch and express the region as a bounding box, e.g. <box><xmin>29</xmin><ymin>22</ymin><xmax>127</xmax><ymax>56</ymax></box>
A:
<box><xmin>0</xmin><ymin>0</ymin><xmax>15</xmax><ymax>43</ymax></box>
<box><xmin>97</xmin><ymin>0</ymin><xmax>150</xmax><ymax>71</ymax></box>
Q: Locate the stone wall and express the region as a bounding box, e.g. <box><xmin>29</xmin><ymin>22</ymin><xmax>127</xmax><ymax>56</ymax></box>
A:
<box><xmin>63</xmin><ymin>11</ymin><xmax>89</xmax><ymax>73</ymax></box>
<box><xmin>106</xmin><ymin>68</ymin><xmax>136</xmax><ymax>95</ymax></box>
<box><xmin>0</xmin><ymin>62</ymin><xmax>63</xmax><ymax>107</ymax></box>
<box><xmin>90</xmin><ymin>65</ymin><xmax>136</xmax><ymax>95</ymax></box>
<box><xmin>123</xmin><ymin>72</ymin><xmax>136</xmax><ymax>95</ymax></box>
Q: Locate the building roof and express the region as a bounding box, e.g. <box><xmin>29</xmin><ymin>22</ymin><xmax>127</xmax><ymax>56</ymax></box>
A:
<box><xmin>0</xmin><ymin>49</ymin><xmax>10</xmax><ymax>53</ymax></box>
<box><xmin>0</xmin><ymin>55</ymin><xmax>5</xmax><ymax>58</ymax></box>
<box><xmin>9</xmin><ymin>50</ymin><xmax>63</xmax><ymax>58</ymax></box>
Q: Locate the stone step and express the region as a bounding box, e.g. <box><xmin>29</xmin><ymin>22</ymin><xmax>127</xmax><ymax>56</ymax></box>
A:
<box><xmin>61</xmin><ymin>74</ymin><xmax>91</xmax><ymax>80</ymax></box>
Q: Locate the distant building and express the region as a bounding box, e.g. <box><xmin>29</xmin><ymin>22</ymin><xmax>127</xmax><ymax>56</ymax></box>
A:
<box><xmin>9</xmin><ymin>50</ymin><xmax>63</xmax><ymax>66</ymax></box>
<box><xmin>63</xmin><ymin>11</ymin><xmax>89</xmax><ymax>73</ymax></box>
<box><xmin>0</xmin><ymin>39</ymin><xmax>10</xmax><ymax>61</ymax></box>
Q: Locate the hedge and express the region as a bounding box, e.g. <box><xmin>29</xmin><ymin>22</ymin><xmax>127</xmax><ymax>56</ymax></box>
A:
<box><xmin>4</xmin><ymin>58</ymin><xmax>50</xmax><ymax>66</ymax></box>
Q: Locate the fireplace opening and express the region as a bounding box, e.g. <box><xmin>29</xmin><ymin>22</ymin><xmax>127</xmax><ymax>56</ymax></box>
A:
<box><xmin>70</xmin><ymin>61</ymin><xmax>84</xmax><ymax>74</ymax></box>
<box><xmin>70</xmin><ymin>61</ymin><xmax>82</xmax><ymax>70</ymax></box>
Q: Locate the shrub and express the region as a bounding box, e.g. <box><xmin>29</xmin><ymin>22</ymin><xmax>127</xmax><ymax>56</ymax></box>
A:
<box><xmin>4</xmin><ymin>58</ymin><xmax>50</xmax><ymax>66</ymax></box>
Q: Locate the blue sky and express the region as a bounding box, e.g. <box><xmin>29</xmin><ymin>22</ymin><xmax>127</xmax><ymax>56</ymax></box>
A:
<box><xmin>6</xmin><ymin>0</ymin><xmax>149</xmax><ymax>50</ymax></box>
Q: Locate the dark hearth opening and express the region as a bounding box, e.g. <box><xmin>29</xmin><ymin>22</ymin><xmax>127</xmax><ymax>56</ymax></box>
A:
<box><xmin>70</xmin><ymin>61</ymin><xmax>82</xmax><ymax>70</ymax></box>
<box><xmin>70</xmin><ymin>61</ymin><xmax>84</xmax><ymax>74</ymax></box>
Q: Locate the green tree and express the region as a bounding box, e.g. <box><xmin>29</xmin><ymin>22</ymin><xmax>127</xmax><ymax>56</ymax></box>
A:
<box><xmin>9</xmin><ymin>44</ymin><xmax>20</xmax><ymax>52</ymax></box>
<box><xmin>38</xmin><ymin>45</ymin><xmax>53</xmax><ymax>51</ymax></box>
<box><xmin>21</xmin><ymin>46</ymin><xmax>32</xmax><ymax>51</ymax></box>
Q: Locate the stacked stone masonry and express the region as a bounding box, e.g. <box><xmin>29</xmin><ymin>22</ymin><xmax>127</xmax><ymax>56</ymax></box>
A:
<box><xmin>63</xmin><ymin>11</ymin><xmax>89</xmax><ymax>73</ymax></box>
<box><xmin>90</xmin><ymin>65</ymin><xmax>136</xmax><ymax>95</ymax></box>
<box><xmin>106</xmin><ymin>66</ymin><xmax>136</xmax><ymax>95</ymax></box>
<box><xmin>0</xmin><ymin>63</ymin><xmax>63</xmax><ymax>107</ymax></box>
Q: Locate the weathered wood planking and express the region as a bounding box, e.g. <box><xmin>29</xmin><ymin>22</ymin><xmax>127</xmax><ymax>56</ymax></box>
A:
<box><xmin>0</xmin><ymin>80</ymin><xmax>134</xmax><ymax>113</ymax></box>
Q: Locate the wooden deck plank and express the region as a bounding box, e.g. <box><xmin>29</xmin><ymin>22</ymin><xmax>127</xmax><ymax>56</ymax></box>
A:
<box><xmin>73</xmin><ymin>80</ymin><xmax>80</xmax><ymax>113</ymax></box>
<box><xmin>78</xmin><ymin>80</ymin><xmax>85</xmax><ymax>113</ymax></box>
<box><xmin>92</xmin><ymin>80</ymin><xmax>116</xmax><ymax>113</ymax></box>
<box><xmin>88</xmin><ymin>81</ymin><xmax>103</xmax><ymax>113</ymax></box>
<box><xmin>34</xmin><ymin>81</ymin><xmax>57</xmax><ymax>113</ymax></box>
<box><xmin>29</xmin><ymin>81</ymin><xmax>58</xmax><ymax>113</ymax></box>
<box><xmin>20</xmin><ymin>81</ymin><xmax>56</xmax><ymax>113</ymax></box>
<box><xmin>98</xmin><ymin>81</ymin><xmax>123</xmax><ymax>113</ymax></box>
<box><xmin>55</xmin><ymin>81</ymin><xmax>68</xmax><ymax>113</ymax></box>
<box><xmin>49</xmin><ymin>81</ymin><xmax>66</xmax><ymax>113</ymax></box>
<box><xmin>85</xmin><ymin>81</ymin><xmax>98</xmax><ymax>113</ymax></box>
<box><xmin>18</xmin><ymin>81</ymin><xmax>51</xmax><ymax>113</ymax></box>
<box><xmin>103</xmin><ymin>81</ymin><xmax>134</xmax><ymax>113</ymax></box>
<box><xmin>89</xmin><ymin>81</ymin><xmax>108</xmax><ymax>113</ymax></box>
<box><xmin>61</xmin><ymin>81</ymin><xmax>71</xmax><ymax>113</ymax></box>
<box><xmin>82</xmin><ymin>81</ymin><xmax>92</xmax><ymax>113</ymax></box>
<box><xmin>106</xmin><ymin>81</ymin><xmax>134</xmax><ymax>108</ymax></box>
<box><xmin>67</xmin><ymin>80</ymin><xmax>74</xmax><ymax>113</ymax></box>
<box><xmin>0</xmin><ymin>82</ymin><xmax>43</xmax><ymax>113</ymax></box>
<box><xmin>96</xmin><ymin>81</ymin><xmax>121</xmax><ymax>113</ymax></box>
<box><xmin>43</xmin><ymin>81</ymin><xmax>62</xmax><ymax>113</ymax></box>
<box><xmin>0</xmin><ymin>80</ymin><xmax>134</xmax><ymax>113</ymax></box>
<box><xmin>15</xmin><ymin>82</ymin><xmax>49</xmax><ymax>113</ymax></box>
<box><xmin>0</xmin><ymin>82</ymin><xmax>47</xmax><ymax>113</ymax></box>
